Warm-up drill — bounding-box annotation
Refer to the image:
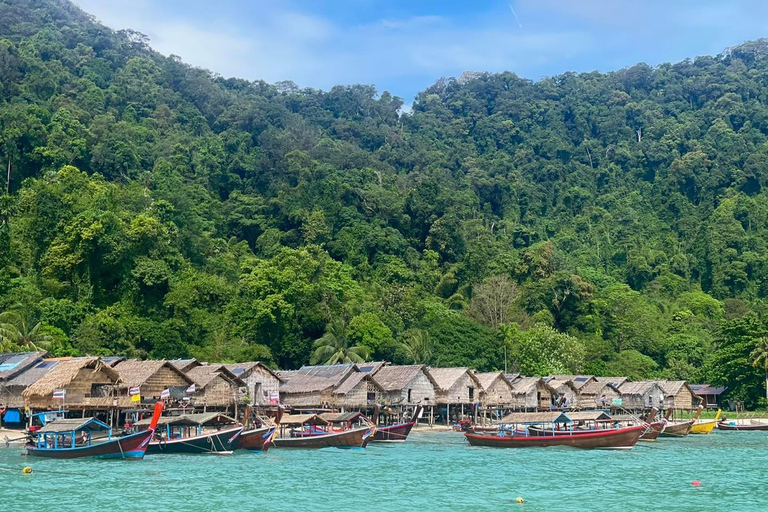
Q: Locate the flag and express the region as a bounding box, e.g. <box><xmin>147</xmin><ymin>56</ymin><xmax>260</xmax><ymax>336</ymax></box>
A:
<box><xmin>129</xmin><ymin>386</ymin><xmax>141</xmax><ymax>396</ymax></box>
<box><xmin>52</xmin><ymin>389</ymin><xmax>66</xmax><ymax>400</ymax></box>
<box><xmin>160</xmin><ymin>388</ymin><xmax>170</xmax><ymax>399</ymax></box>
<box><xmin>269</xmin><ymin>392</ymin><xmax>279</xmax><ymax>405</ymax></box>
<box><xmin>131</xmin><ymin>394</ymin><xmax>141</xmax><ymax>403</ymax></box>
<box><xmin>186</xmin><ymin>384</ymin><xmax>196</xmax><ymax>394</ymax></box>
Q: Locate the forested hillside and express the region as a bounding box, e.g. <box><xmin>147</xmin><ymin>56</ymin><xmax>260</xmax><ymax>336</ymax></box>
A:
<box><xmin>2</xmin><ymin>0</ymin><xmax>768</xmax><ymax>404</ymax></box>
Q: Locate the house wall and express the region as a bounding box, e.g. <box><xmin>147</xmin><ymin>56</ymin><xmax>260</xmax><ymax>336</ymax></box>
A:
<box><xmin>280</xmin><ymin>389</ymin><xmax>333</xmax><ymax>407</ymax></box>
<box><xmin>480</xmin><ymin>378</ymin><xmax>514</xmax><ymax>406</ymax></box>
<box><xmin>621</xmin><ymin>384</ymin><xmax>664</xmax><ymax>410</ymax></box>
<box><xmin>435</xmin><ymin>373</ymin><xmax>478</xmax><ymax>404</ymax></box>
<box><xmin>383</xmin><ymin>371</ymin><xmax>436</xmax><ymax>405</ymax></box>
<box><xmin>243</xmin><ymin>367</ymin><xmax>281</xmax><ymax>405</ymax></box>
<box><xmin>665</xmin><ymin>388</ymin><xmax>698</xmax><ymax>410</ymax></box>
<box><xmin>194</xmin><ymin>375</ymin><xmax>237</xmax><ymax>407</ymax></box>
<box><xmin>25</xmin><ymin>368</ymin><xmax>118</xmax><ymax>408</ymax></box>
<box><xmin>335</xmin><ymin>380</ymin><xmax>382</xmax><ymax>407</ymax></box>
<box><xmin>580</xmin><ymin>386</ymin><xmax>620</xmax><ymax>409</ymax></box>
<box><xmin>138</xmin><ymin>366</ymin><xmax>190</xmax><ymax>398</ymax></box>
<box><xmin>550</xmin><ymin>383</ymin><xmax>578</xmax><ymax>406</ymax></box>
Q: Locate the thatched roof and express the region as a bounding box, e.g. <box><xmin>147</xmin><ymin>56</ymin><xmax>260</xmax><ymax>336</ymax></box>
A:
<box><xmin>428</xmin><ymin>367</ymin><xmax>479</xmax><ymax>391</ymax></box>
<box><xmin>690</xmin><ymin>384</ymin><xmax>727</xmax><ymax>396</ymax></box>
<box><xmin>278</xmin><ymin>372</ymin><xmax>336</xmax><ymax>394</ymax></box>
<box><xmin>23</xmin><ymin>358</ymin><xmax>120</xmax><ymax>398</ymax></box>
<box><xmin>595</xmin><ymin>376</ymin><xmax>628</xmax><ymax>387</ymax></box>
<box><xmin>500</xmin><ymin>412</ymin><xmax>571</xmax><ymax>424</ymax></box>
<box><xmin>580</xmin><ymin>381</ymin><xmax>619</xmax><ymax>396</ymax></box>
<box><xmin>333</xmin><ymin>372</ymin><xmax>380</xmax><ymax>395</ymax></box>
<box><xmin>511</xmin><ymin>377</ymin><xmax>552</xmax><ymax>395</ymax></box>
<box><xmin>279</xmin><ymin>414</ymin><xmax>328</xmax><ymax>426</ymax></box>
<box><xmin>551</xmin><ymin>375</ymin><xmax>596</xmax><ymax>390</ymax></box>
<box><xmin>169</xmin><ymin>359</ymin><xmax>201</xmax><ymax>373</ymax></box>
<box><xmin>0</xmin><ymin>352</ymin><xmax>46</xmax><ymax>381</ymax></box>
<box><xmin>546</xmin><ymin>378</ymin><xmax>578</xmax><ymax>393</ymax></box>
<box><xmin>101</xmin><ymin>356</ymin><xmax>125</xmax><ymax>367</ymax></box>
<box><xmin>295</xmin><ymin>364</ymin><xmax>357</xmax><ymax>386</ymax></box>
<box><xmin>658</xmin><ymin>380</ymin><xmax>691</xmax><ymax>395</ymax></box>
<box><xmin>114</xmin><ymin>360</ymin><xmax>193</xmax><ymax>389</ymax></box>
<box><xmin>224</xmin><ymin>361</ymin><xmax>282</xmax><ymax>382</ymax></box>
<box><xmin>319</xmin><ymin>412</ymin><xmax>364</xmax><ymax>423</ymax></box>
<box><xmin>185</xmin><ymin>365</ymin><xmax>244</xmax><ymax>389</ymax></box>
<box><xmin>37</xmin><ymin>417</ymin><xmax>110</xmax><ymax>433</ymax></box>
<box><xmin>372</xmin><ymin>365</ymin><xmax>437</xmax><ymax>391</ymax></box>
<box><xmin>568</xmin><ymin>411</ymin><xmax>612</xmax><ymax>421</ymax></box>
<box><xmin>5</xmin><ymin>359</ymin><xmax>61</xmax><ymax>388</ymax></box>
<box><xmin>474</xmin><ymin>372</ymin><xmax>512</xmax><ymax>391</ymax></box>
<box><xmin>619</xmin><ymin>381</ymin><xmax>661</xmax><ymax>396</ymax></box>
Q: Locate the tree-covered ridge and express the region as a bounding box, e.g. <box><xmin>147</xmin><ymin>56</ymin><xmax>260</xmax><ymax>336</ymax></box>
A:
<box><xmin>1</xmin><ymin>0</ymin><xmax>768</xmax><ymax>404</ymax></box>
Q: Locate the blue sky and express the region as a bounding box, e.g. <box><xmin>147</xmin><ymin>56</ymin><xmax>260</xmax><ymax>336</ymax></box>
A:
<box><xmin>75</xmin><ymin>0</ymin><xmax>768</xmax><ymax>104</ymax></box>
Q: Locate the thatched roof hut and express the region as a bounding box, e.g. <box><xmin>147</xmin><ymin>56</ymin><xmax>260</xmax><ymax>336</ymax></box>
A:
<box><xmin>474</xmin><ymin>372</ymin><xmax>515</xmax><ymax>406</ymax></box>
<box><xmin>22</xmin><ymin>358</ymin><xmax>121</xmax><ymax>409</ymax></box>
<box><xmin>333</xmin><ymin>372</ymin><xmax>384</xmax><ymax>408</ymax></box>
<box><xmin>429</xmin><ymin>367</ymin><xmax>482</xmax><ymax>404</ymax></box>
<box><xmin>659</xmin><ymin>380</ymin><xmax>700</xmax><ymax>410</ymax></box>
<box><xmin>185</xmin><ymin>365</ymin><xmax>246</xmax><ymax>408</ymax></box>
<box><xmin>224</xmin><ymin>362</ymin><xmax>282</xmax><ymax>406</ymax></box>
<box><xmin>619</xmin><ymin>381</ymin><xmax>664</xmax><ymax>410</ymax></box>
<box><xmin>510</xmin><ymin>377</ymin><xmax>554</xmax><ymax>410</ymax></box>
<box><xmin>2</xmin><ymin>358</ymin><xmax>59</xmax><ymax>408</ymax></box>
<box><xmin>278</xmin><ymin>372</ymin><xmax>336</xmax><ymax>407</ymax></box>
<box><xmin>114</xmin><ymin>360</ymin><xmax>193</xmax><ymax>405</ymax></box>
<box><xmin>355</xmin><ymin>361</ymin><xmax>389</xmax><ymax>375</ymax></box>
<box><xmin>579</xmin><ymin>381</ymin><xmax>621</xmax><ymax>409</ymax></box>
<box><xmin>372</xmin><ymin>365</ymin><xmax>437</xmax><ymax>405</ymax></box>
<box><xmin>0</xmin><ymin>352</ymin><xmax>46</xmax><ymax>382</ymax></box>
<box><xmin>545</xmin><ymin>378</ymin><xmax>579</xmax><ymax>407</ymax></box>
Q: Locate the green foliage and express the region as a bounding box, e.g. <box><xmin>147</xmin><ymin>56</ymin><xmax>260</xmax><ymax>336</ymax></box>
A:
<box><xmin>0</xmin><ymin>0</ymin><xmax>766</xmax><ymax>401</ymax></box>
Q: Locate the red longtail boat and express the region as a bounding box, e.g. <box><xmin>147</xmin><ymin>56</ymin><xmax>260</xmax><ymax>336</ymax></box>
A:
<box><xmin>371</xmin><ymin>405</ymin><xmax>422</xmax><ymax>443</ymax></box>
<box><xmin>26</xmin><ymin>401</ymin><xmax>163</xmax><ymax>460</ymax></box>
<box><xmin>466</xmin><ymin>425</ymin><xmax>645</xmax><ymax>449</ymax></box>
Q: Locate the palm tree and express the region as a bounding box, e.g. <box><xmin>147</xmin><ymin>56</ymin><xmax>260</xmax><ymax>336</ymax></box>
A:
<box><xmin>751</xmin><ymin>336</ymin><xmax>768</xmax><ymax>404</ymax></box>
<box><xmin>399</xmin><ymin>329</ymin><xmax>433</xmax><ymax>365</ymax></box>
<box><xmin>0</xmin><ymin>306</ymin><xmax>51</xmax><ymax>352</ymax></box>
<box><xmin>310</xmin><ymin>318</ymin><xmax>370</xmax><ymax>365</ymax></box>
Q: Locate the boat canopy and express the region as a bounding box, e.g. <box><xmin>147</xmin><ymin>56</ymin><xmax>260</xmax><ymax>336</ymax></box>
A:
<box><xmin>36</xmin><ymin>418</ymin><xmax>111</xmax><ymax>434</ymax></box>
<box><xmin>319</xmin><ymin>412</ymin><xmax>364</xmax><ymax>423</ymax></box>
<box><xmin>499</xmin><ymin>412</ymin><xmax>571</xmax><ymax>425</ymax></box>
<box><xmin>567</xmin><ymin>411</ymin><xmax>613</xmax><ymax>422</ymax></box>
<box><xmin>279</xmin><ymin>414</ymin><xmax>328</xmax><ymax>426</ymax></box>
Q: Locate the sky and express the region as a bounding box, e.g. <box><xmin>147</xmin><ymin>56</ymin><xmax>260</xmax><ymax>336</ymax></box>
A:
<box><xmin>74</xmin><ymin>0</ymin><xmax>768</xmax><ymax>104</ymax></box>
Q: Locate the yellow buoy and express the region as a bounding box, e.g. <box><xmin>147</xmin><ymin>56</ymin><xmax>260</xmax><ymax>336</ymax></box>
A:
<box><xmin>515</xmin><ymin>497</ymin><xmax>525</xmax><ymax>504</ymax></box>
<box><xmin>22</xmin><ymin>466</ymin><xmax>32</xmax><ymax>474</ymax></box>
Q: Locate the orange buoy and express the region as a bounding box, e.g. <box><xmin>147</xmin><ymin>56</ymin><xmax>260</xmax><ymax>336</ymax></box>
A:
<box><xmin>692</xmin><ymin>480</ymin><xmax>701</xmax><ymax>487</ymax></box>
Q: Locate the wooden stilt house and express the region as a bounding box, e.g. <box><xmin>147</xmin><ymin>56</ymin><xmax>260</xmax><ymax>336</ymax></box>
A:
<box><xmin>185</xmin><ymin>365</ymin><xmax>246</xmax><ymax>409</ymax></box>
<box><xmin>618</xmin><ymin>381</ymin><xmax>665</xmax><ymax>411</ymax></box>
<box><xmin>224</xmin><ymin>362</ymin><xmax>282</xmax><ymax>406</ymax></box>
<box><xmin>371</xmin><ymin>365</ymin><xmax>437</xmax><ymax>406</ymax></box>
<box><xmin>429</xmin><ymin>367</ymin><xmax>482</xmax><ymax>404</ymax></box>
<box><xmin>278</xmin><ymin>371</ymin><xmax>336</xmax><ymax>408</ymax></box>
<box><xmin>510</xmin><ymin>377</ymin><xmax>553</xmax><ymax>410</ymax></box>
<box><xmin>22</xmin><ymin>358</ymin><xmax>122</xmax><ymax>410</ymax></box>
<box><xmin>332</xmin><ymin>373</ymin><xmax>384</xmax><ymax>408</ymax></box>
<box><xmin>578</xmin><ymin>381</ymin><xmax>621</xmax><ymax>409</ymax></box>
<box><xmin>114</xmin><ymin>360</ymin><xmax>194</xmax><ymax>406</ymax></box>
<box><xmin>545</xmin><ymin>378</ymin><xmax>580</xmax><ymax>407</ymax></box>
<box><xmin>658</xmin><ymin>381</ymin><xmax>700</xmax><ymax>411</ymax></box>
<box><xmin>474</xmin><ymin>372</ymin><xmax>515</xmax><ymax>406</ymax></box>
<box><xmin>0</xmin><ymin>352</ymin><xmax>46</xmax><ymax>409</ymax></box>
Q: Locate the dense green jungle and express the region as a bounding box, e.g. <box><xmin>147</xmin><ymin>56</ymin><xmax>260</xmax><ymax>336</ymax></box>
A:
<box><xmin>2</xmin><ymin>0</ymin><xmax>768</xmax><ymax>405</ymax></box>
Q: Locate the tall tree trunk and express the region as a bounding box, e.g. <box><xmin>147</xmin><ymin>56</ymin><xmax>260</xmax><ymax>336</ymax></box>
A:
<box><xmin>764</xmin><ymin>367</ymin><xmax>768</xmax><ymax>404</ymax></box>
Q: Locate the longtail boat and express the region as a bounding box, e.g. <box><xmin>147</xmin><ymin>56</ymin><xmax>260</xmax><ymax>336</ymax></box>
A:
<box><xmin>659</xmin><ymin>406</ymin><xmax>702</xmax><ymax>437</ymax></box>
<box><xmin>371</xmin><ymin>405</ymin><xmax>422</xmax><ymax>443</ymax></box>
<box><xmin>690</xmin><ymin>409</ymin><xmax>721</xmax><ymax>434</ymax></box>
<box><xmin>272</xmin><ymin>413</ymin><xmax>373</xmax><ymax>448</ymax></box>
<box><xmin>465</xmin><ymin>411</ymin><xmax>644</xmax><ymax>450</ymax></box>
<box><xmin>237</xmin><ymin>406</ymin><xmax>279</xmax><ymax>452</ymax></box>
<box><xmin>718</xmin><ymin>419</ymin><xmax>768</xmax><ymax>431</ymax></box>
<box><xmin>26</xmin><ymin>402</ymin><xmax>163</xmax><ymax>460</ymax></box>
<box><xmin>137</xmin><ymin>412</ymin><xmax>243</xmax><ymax>455</ymax></box>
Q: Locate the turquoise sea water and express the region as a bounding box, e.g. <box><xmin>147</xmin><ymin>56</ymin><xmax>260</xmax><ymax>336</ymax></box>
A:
<box><xmin>0</xmin><ymin>430</ymin><xmax>766</xmax><ymax>512</ymax></box>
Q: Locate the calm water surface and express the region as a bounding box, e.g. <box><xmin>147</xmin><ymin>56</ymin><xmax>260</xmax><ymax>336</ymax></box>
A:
<box><xmin>0</xmin><ymin>431</ymin><xmax>766</xmax><ymax>511</ymax></box>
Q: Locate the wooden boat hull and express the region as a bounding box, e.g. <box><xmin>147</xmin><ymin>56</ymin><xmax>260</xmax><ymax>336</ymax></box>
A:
<box><xmin>639</xmin><ymin>421</ymin><xmax>663</xmax><ymax>441</ymax></box>
<box><xmin>717</xmin><ymin>421</ymin><xmax>768</xmax><ymax>431</ymax></box>
<box><xmin>273</xmin><ymin>426</ymin><xmax>372</xmax><ymax>449</ymax></box>
<box><xmin>465</xmin><ymin>425</ymin><xmax>645</xmax><ymax>449</ymax></box>
<box><xmin>690</xmin><ymin>419</ymin><xmax>717</xmax><ymax>434</ymax></box>
<box><xmin>146</xmin><ymin>426</ymin><xmax>243</xmax><ymax>454</ymax></box>
<box><xmin>659</xmin><ymin>420</ymin><xmax>694</xmax><ymax>437</ymax></box>
<box><xmin>26</xmin><ymin>430</ymin><xmax>153</xmax><ymax>460</ymax></box>
<box><xmin>371</xmin><ymin>421</ymin><xmax>416</xmax><ymax>443</ymax></box>
<box><xmin>236</xmin><ymin>426</ymin><xmax>275</xmax><ymax>451</ymax></box>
